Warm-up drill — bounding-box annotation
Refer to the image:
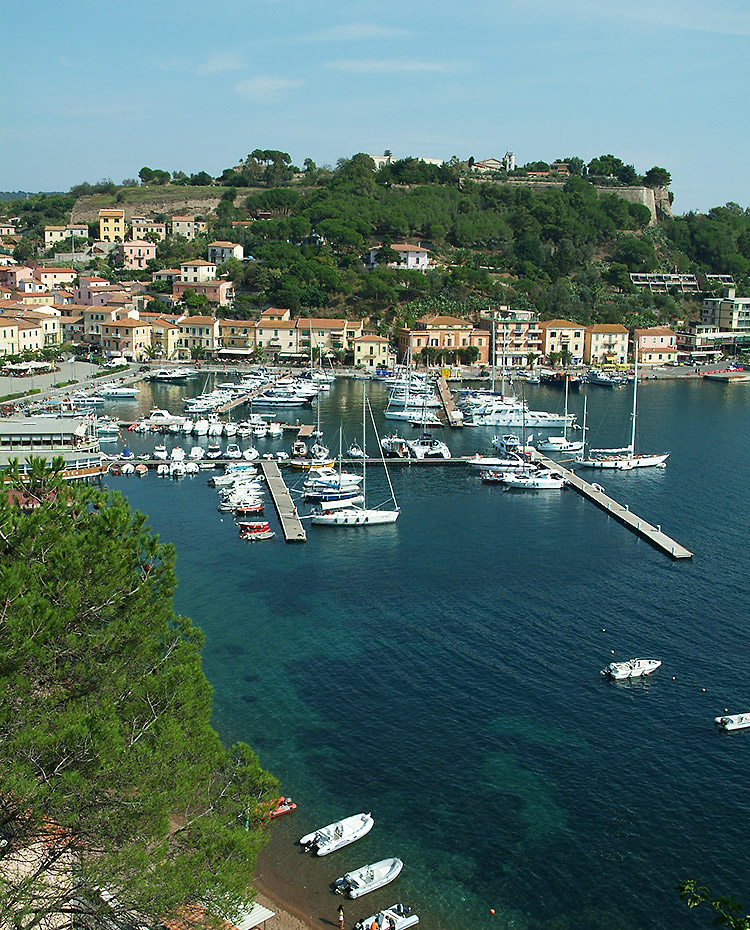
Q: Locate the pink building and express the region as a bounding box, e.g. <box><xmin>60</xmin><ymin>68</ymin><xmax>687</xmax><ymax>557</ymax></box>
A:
<box><xmin>633</xmin><ymin>326</ymin><xmax>677</xmax><ymax>365</ymax></box>
<box><xmin>118</xmin><ymin>240</ymin><xmax>156</xmax><ymax>270</ymax></box>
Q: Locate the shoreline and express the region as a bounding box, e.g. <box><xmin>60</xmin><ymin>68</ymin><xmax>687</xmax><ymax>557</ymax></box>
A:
<box><xmin>252</xmin><ymin>849</ymin><xmax>324</xmax><ymax>930</ymax></box>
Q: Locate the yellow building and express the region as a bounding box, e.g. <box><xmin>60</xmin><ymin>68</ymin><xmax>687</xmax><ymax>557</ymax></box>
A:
<box><xmin>98</xmin><ymin>209</ymin><xmax>126</xmax><ymax>242</ymax></box>
<box><xmin>538</xmin><ymin>319</ymin><xmax>585</xmax><ymax>364</ymax></box>
<box><xmin>584</xmin><ymin>324</ymin><xmax>629</xmax><ymax>366</ymax></box>
<box><xmin>354</xmin><ymin>334</ymin><xmax>391</xmax><ymax>369</ymax></box>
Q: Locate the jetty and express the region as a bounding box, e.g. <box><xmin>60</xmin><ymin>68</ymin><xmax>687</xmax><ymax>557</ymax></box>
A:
<box><xmin>215</xmin><ymin>381</ymin><xmax>273</xmax><ymax>414</ymax></box>
<box><xmin>533</xmin><ymin>452</ymin><xmax>692</xmax><ymax>560</ymax></box>
<box><xmin>258</xmin><ymin>460</ymin><xmax>307</xmax><ymax>543</ymax></box>
<box><xmin>436</xmin><ymin>377</ymin><xmax>464</xmax><ymax>427</ymax></box>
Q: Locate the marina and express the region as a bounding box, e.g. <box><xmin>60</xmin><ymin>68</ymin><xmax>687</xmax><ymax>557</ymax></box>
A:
<box><xmin>87</xmin><ymin>371</ymin><xmax>750</xmax><ymax>930</ymax></box>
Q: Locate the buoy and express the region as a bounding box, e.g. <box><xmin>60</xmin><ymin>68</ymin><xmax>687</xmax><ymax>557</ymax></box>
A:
<box><xmin>602</xmin><ymin>628</ymin><xmax>606</xmax><ymax>632</ymax></box>
<box><xmin>611</xmin><ymin>650</ymin><xmax>615</xmax><ymax>654</ymax></box>
<box><xmin>702</xmin><ymin>688</ymin><xmax>706</xmax><ymax>692</ymax></box>
<box><xmin>672</xmin><ymin>677</ymin><xmax>676</xmax><ymax>681</ymax></box>
<box><xmin>490</xmin><ymin>909</ymin><xmax>495</xmax><ymax>915</ymax></box>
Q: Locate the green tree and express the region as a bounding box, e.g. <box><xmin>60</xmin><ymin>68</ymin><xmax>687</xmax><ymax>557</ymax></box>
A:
<box><xmin>0</xmin><ymin>463</ymin><xmax>278</xmax><ymax>929</ymax></box>
<box><xmin>679</xmin><ymin>881</ymin><xmax>750</xmax><ymax>928</ymax></box>
<box><xmin>643</xmin><ymin>166</ymin><xmax>672</xmax><ymax>188</ymax></box>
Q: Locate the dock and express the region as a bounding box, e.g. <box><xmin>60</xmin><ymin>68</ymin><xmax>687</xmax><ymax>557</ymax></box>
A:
<box><xmin>436</xmin><ymin>377</ymin><xmax>464</xmax><ymax>427</ymax></box>
<box><xmin>533</xmin><ymin>452</ymin><xmax>693</xmax><ymax>560</ymax></box>
<box><xmin>215</xmin><ymin>382</ymin><xmax>273</xmax><ymax>414</ymax></box>
<box><xmin>258</xmin><ymin>460</ymin><xmax>307</xmax><ymax>543</ymax></box>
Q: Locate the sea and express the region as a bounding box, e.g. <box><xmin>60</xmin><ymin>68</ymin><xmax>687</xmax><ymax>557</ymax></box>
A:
<box><xmin>102</xmin><ymin>373</ymin><xmax>750</xmax><ymax>930</ymax></box>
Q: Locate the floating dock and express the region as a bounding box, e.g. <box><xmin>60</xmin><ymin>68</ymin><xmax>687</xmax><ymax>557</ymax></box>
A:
<box><xmin>533</xmin><ymin>452</ymin><xmax>693</xmax><ymax>560</ymax></box>
<box><xmin>258</xmin><ymin>460</ymin><xmax>307</xmax><ymax>543</ymax></box>
<box><xmin>436</xmin><ymin>377</ymin><xmax>464</xmax><ymax>427</ymax></box>
<box><xmin>702</xmin><ymin>371</ymin><xmax>750</xmax><ymax>383</ymax></box>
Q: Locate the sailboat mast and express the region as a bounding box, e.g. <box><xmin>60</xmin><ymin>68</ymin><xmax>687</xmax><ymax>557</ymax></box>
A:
<box><xmin>563</xmin><ymin>374</ymin><xmax>569</xmax><ymax>442</ymax></box>
<box><xmin>362</xmin><ymin>383</ymin><xmax>367</xmax><ymax>504</ymax></box>
<box><xmin>491</xmin><ymin>318</ymin><xmax>496</xmax><ymax>394</ymax></box>
<box><xmin>369</xmin><ymin>395</ymin><xmax>399</xmax><ymax>510</ymax></box>
<box><xmin>630</xmin><ymin>343</ymin><xmax>638</xmax><ymax>454</ymax></box>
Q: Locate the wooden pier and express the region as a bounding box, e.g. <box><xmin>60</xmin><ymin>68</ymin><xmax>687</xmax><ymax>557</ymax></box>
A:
<box><xmin>258</xmin><ymin>460</ymin><xmax>307</xmax><ymax>543</ymax></box>
<box><xmin>533</xmin><ymin>452</ymin><xmax>693</xmax><ymax>560</ymax></box>
<box><xmin>436</xmin><ymin>377</ymin><xmax>464</xmax><ymax>427</ymax></box>
<box><xmin>215</xmin><ymin>382</ymin><xmax>273</xmax><ymax>414</ymax></box>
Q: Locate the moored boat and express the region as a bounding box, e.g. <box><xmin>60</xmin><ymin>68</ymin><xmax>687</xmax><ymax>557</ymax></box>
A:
<box><xmin>299</xmin><ymin>812</ymin><xmax>374</xmax><ymax>856</ymax></box>
<box><xmin>264</xmin><ymin>796</ymin><xmax>298</xmax><ymax>819</ymax></box>
<box><xmin>334</xmin><ymin>858</ymin><xmax>404</xmax><ymax>899</ymax></box>
<box><xmin>714</xmin><ymin>713</ymin><xmax>750</xmax><ymax>731</ymax></box>
<box><xmin>602</xmin><ymin>658</ymin><xmax>662</xmax><ymax>680</ymax></box>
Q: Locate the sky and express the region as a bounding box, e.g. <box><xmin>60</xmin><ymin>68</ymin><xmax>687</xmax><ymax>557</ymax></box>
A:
<box><xmin>2</xmin><ymin>0</ymin><xmax>748</xmax><ymax>214</ymax></box>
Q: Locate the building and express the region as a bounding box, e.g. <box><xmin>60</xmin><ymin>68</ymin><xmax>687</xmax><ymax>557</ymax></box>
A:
<box><xmin>481</xmin><ymin>310</ymin><xmax>543</xmax><ymax>369</ymax></box>
<box><xmin>472</xmin><ymin>152</ymin><xmax>516</xmax><ymax>173</ymax></box>
<box><xmin>0</xmin><ymin>222</ymin><xmax>17</xmax><ymax>237</ymax></box>
<box><xmin>629</xmin><ymin>273</ymin><xmax>701</xmax><ymax>294</ymax></box>
<box><xmin>179</xmin><ymin>260</ymin><xmax>217</xmax><ymax>284</ymax></box>
<box><xmin>633</xmin><ymin>327</ymin><xmax>677</xmax><ymax>365</ymax></box>
<box><xmin>171</xmin><ymin>216</ymin><xmax>208</xmax><ymax>240</ymax></box>
<box><xmin>260</xmin><ymin>307</ymin><xmax>291</xmax><ymax>321</ymax></box>
<box><xmin>33</xmin><ymin>267</ymin><xmax>76</xmax><ymax>290</ymax></box>
<box><xmin>701</xmin><ymin>287</ymin><xmax>750</xmax><ymax>333</ymax></box>
<box><xmin>100</xmin><ymin>318</ymin><xmax>152</xmax><ymax>359</ymax></box>
<box><xmin>398</xmin><ymin>315</ymin><xmax>490</xmax><ymax>364</ymax></box>
<box><xmin>584</xmin><ymin>323</ymin><xmax>629</xmax><ymax>367</ymax></box>
<box><xmin>366</xmin><ymin>243</ymin><xmax>430</xmax><ymax>271</ymax></box>
<box><xmin>675</xmin><ymin>324</ymin><xmax>726</xmax><ymax>362</ymax></box>
<box><xmin>298</xmin><ymin>318</ymin><xmax>364</xmax><ymax>356</ymax></box>
<box><xmin>98</xmin><ymin>209</ymin><xmax>126</xmax><ymax>242</ymax></box>
<box><xmin>207</xmin><ymin>241</ymin><xmax>243</xmax><ymax>264</ymax></box>
<box><xmin>176</xmin><ymin>315</ymin><xmax>221</xmax><ymax>356</ymax></box>
<box><xmin>1</xmin><ymin>306</ymin><xmax>62</xmax><ymax>347</ymax></box>
<box><xmin>537</xmin><ymin>319</ymin><xmax>585</xmax><ymax>364</ymax></box>
<box><xmin>353</xmin><ymin>334</ymin><xmax>391</xmax><ymax>369</ymax></box>
<box><xmin>117</xmin><ymin>240</ymin><xmax>157</xmax><ymax>270</ymax></box>
<box><xmin>255</xmin><ymin>319</ymin><xmax>298</xmax><ymax>358</ymax></box>
<box><xmin>172</xmin><ymin>280</ymin><xmax>233</xmax><ymax>307</ymax></box>
<box><xmin>44</xmin><ymin>224</ymin><xmax>89</xmax><ymax>248</ymax></box>
<box><xmin>218</xmin><ymin>319</ymin><xmax>256</xmax><ymax>354</ymax></box>
<box><xmin>129</xmin><ymin>217</ymin><xmax>167</xmax><ymax>241</ymax></box>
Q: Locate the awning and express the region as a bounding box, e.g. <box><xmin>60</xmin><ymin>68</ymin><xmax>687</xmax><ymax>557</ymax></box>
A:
<box><xmin>235</xmin><ymin>903</ymin><xmax>276</xmax><ymax>929</ymax></box>
<box><xmin>217</xmin><ymin>348</ymin><xmax>255</xmax><ymax>356</ymax></box>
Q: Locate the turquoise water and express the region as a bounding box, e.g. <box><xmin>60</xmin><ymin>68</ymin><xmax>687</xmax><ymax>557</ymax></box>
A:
<box><xmin>106</xmin><ymin>376</ymin><xmax>750</xmax><ymax>930</ymax></box>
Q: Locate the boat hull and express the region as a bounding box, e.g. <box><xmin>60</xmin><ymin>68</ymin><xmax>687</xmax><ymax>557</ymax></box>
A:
<box><xmin>311</xmin><ymin>508</ymin><xmax>399</xmax><ymax>526</ymax></box>
<box><xmin>602</xmin><ymin>658</ymin><xmax>661</xmax><ymax>679</ymax></box>
<box><xmin>335</xmin><ymin>858</ymin><xmax>404</xmax><ymax>899</ymax></box>
<box><xmin>300</xmin><ymin>812</ymin><xmax>374</xmax><ymax>855</ymax></box>
<box><xmin>715</xmin><ymin>714</ymin><xmax>750</xmax><ymax>731</ymax></box>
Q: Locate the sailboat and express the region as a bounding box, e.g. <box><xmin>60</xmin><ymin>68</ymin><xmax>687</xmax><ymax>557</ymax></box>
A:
<box><xmin>576</xmin><ymin>345</ymin><xmax>669</xmax><ymax>470</ymax></box>
<box><xmin>537</xmin><ymin>375</ymin><xmax>584</xmax><ymax>452</ymax></box>
<box><xmin>311</xmin><ymin>387</ymin><xmax>400</xmax><ymax>526</ymax></box>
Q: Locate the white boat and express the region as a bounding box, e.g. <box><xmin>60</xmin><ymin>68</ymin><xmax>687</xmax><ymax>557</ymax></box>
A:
<box><xmin>267</xmin><ymin>421</ymin><xmax>283</xmax><ymax>437</ymax></box>
<box><xmin>406</xmin><ymin>434</ymin><xmax>451</xmax><ymax>459</ymax></box>
<box><xmin>466</xmin><ymin>454</ymin><xmax>530</xmax><ymax>473</ymax></box>
<box><xmin>189</xmin><ymin>446</ymin><xmax>205</xmax><ymax>461</ymax></box>
<box><xmin>193</xmin><ymin>418</ymin><xmax>209</xmax><ymax>436</ymax></box>
<box><xmin>586</xmin><ymin>369</ymin><xmax>623</xmax><ymax>387</ymax></box>
<box><xmin>536</xmin><ymin>377</ymin><xmax>585</xmax><ymax>453</ymax></box>
<box><xmin>501</xmin><ymin>468</ymin><xmax>565</xmax><ymax>490</ymax></box>
<box><xmin>225</xmin><ymin>443</ymin><xmax>242</xmax><ymax>460</ymax></box>
<box><xmin>299</xmin><ymin>812</ymin><xmax>374</xmax><ymax>856</ymax></box>
<box><xmin>170</xmin><ymin>447</ymin><xmax>185</xmax><ymax>462</ymax></box>
<box><xmin>602</xmin><ymin>658</ymin><xmax>662</xmax><ymax>680</ymax></box>
<box><xmin>354</xmin><ymin>904</ymin><xmax>418</xmax><ymax>930</ymax></box>
<box><xmin>577</xmin><ymin>347</ymin><xmax>669</xmax><ymax>470</ymax></box>
<box><xmin>207</xmin><ymin>443</ymin><xmax>223</xmax><ymax>459</ymax></box>
<box><xmin>153</xmin><ymin>444</ymin><xmax>169</xmax><ymax>461</ymax></box>
<box><xmin>312</xmin><ymin>390</ymin><xmax>399</xmax><ymax>527</ymax></box>
<box><xmin>714</xmin><ymin>713</ymin><xmax>750</xmax><ymax>731</ymax></box>
<box><xmin>99</xmin><ymin>386</ymin><xmax>139</xmax><ymax>399</ymax></box>
<box><xmin>348</xmin><ymin>441</ymin><xmax>365</xmax><ymax>458</ymax></box>
<box><xmin>334</xmin><ymin>858</ymin><xmax>404</xmax><ymax>899</ymax></box>
<box><xmin>170</xmin><ymin>461</ymin><xmax>187</xmax><ymax>478</ymax></box>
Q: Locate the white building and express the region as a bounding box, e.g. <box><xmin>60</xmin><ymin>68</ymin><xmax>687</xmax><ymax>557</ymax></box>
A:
<box><xmin>207</xmin><ymin>241</ymin><xmax>244</xmax><ymax>264</ymax></box>
<box><xmin>366</xmin><ymin>243</ymin><xmax>430</xmax><ymax>271</ymax></box>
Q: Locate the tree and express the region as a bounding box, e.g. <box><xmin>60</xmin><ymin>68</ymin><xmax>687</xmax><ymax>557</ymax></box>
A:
<box><xmin>643</xmin><ymin>166</ymin><xmax>672</xmax><ymax>189</ymax></box>
<box><xmin>679</xmin><ymin>881</ymin><xmax>750</xmax><ymax>928</ymax></box>
<box><xmin>0</xmin><ymin>462</ymin><xmax>278</xmax><ymax>929</ymax></box>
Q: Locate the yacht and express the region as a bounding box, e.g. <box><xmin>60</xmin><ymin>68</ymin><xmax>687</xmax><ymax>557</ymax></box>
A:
<box><xmin>601</xmin><ymin>658</ymin><xmax>662</xmax><ymax>680</ymax></box>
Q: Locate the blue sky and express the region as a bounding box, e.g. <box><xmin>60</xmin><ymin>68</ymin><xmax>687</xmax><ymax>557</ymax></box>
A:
<box><xmin>2</xmin><ymin>0</ymin><xmax>748</xmax><ymax>213</ymax></box>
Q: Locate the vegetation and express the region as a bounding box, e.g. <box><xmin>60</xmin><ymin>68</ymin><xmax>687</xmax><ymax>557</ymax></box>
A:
<box><xmin>679</xmin><ymin>880</ymin><xmax>750</xmax><ymax>928</ymax></box>
<box><xmin>0</xmin><ymin>462</ymin><xmax>278</xmax><ymax>929</ymax></box>
<box><xmin>2</xmin><ymin>149</ymin><xmax>748</xmax><ymax>333</ymax></box>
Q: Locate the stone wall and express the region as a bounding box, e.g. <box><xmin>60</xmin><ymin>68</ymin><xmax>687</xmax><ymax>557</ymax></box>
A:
<box><xmin>502</xmin><ymin>180</ymin><xmax>671</xmax><ymax>225</ymax></box>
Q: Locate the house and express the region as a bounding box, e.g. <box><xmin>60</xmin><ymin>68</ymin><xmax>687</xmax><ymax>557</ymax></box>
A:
<box><xmin>170</xmin><ymin>216</ymin><xmax>208</xmax><ymax>240</ymax></box>
<box><xmin>98</xmin><ymin>209</ymin><xmax>126</xmax><ymax>242</ymax></box>
<box><xmin>117</xmin><ymin>240</ymin><xmax>156</xmax><ymax>270</ymax></box>
<box><xmin>207</xmin><ymin>241</ymin><xmax>243</xmax><ymax>264</ymax></box>
<box><xmin>0</xmin><ymin>222</ymin><xmax>17</xmax><ymax>237</ymax></box>
<box><xmin>172</xmin><ymin>280</ymin><xmax>233</xmax><ymax>307</ymax></box>
<box><xmin>260</xmin><ymin>307</ymin><xmax>291</xmax><ymax>321</ymax></box>
<box><xmin>537</xmin><ymin>319</ymin><xmax>585</xmax><ymax>364</ymax></box>
<box><xmin>44</xmin><ymin>224</ymin><xmax>89</xmax><ymax>248</ymax></box>
<box><xmin>366</xmin><ymin>243</ymin><xmax>430</xmax><ymax>271</ymax></box>
<box><xmin>152</xmin><ymin>268</ymin><xmax>181</xmax><ymax>285</ymax></box>
<box><xmin>354</xmin><ymin>334</ymin><xmax>391</xmax><ymax>369</ymax></box>
<box><xmin>633</xmin><ymin>327</ymin><xmax>677</xmax><ymax>365</ymax></box>
<box><xmin>0</xmin><ymin>306</ymin><xmax>62</xmax><ymax>347</ymax></box>
<box><xmin>472</xmin><ymin>152</ymin><xmax>516</xmax><ymax>173</ymax></box>
<box><xmin>179</xmin><ymin>260</ymin><xmax>217</xmax><ymax>284</ymax></box>
<box><xmin>146</xmin><ymin>315</ymin><xmax>181</xmax><ymax>358</ymax></box>
<box><xmin>584</xmin><ymin>323</ymin><xmax>629</xmax><ymax>367</ymax></box>
<box><xmin>129</xmin><ymin>216</ymin><xmax>167</xmax><ymax>241</ymax></box>
<box><xmin>0</xmin><ymin>319</ymin><xmax>20</xmax><ymax>355</ymax></box>
<box><xmin>218</xmin><ymin>319</ymin><xmax>256</xmax><ymax>351</ymax></box>
<box><xmin>398</xmin><ymin>315</ymin><xmax>490</xmax><ymax>364</ymax></box>
<box><xmin>33</xmin><ymin>267</ymin><xmax>77</xmax><ymax>290</ymax></box>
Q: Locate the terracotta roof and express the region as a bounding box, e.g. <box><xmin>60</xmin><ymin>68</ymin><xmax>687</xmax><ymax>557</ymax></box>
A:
<box><xmin>219</xmin><ymin>319</ymin><xmax>255</xmax><ymax>328</ymax></box>
<box><xmin>634</xmin><ymin>326</ymin><xmax>676</xmax><ymax>336</ymax></box>
<box><xmin>587</xmin><ymin>323</ymin><xmax>628</xmax><ymax>333</ymax></box>
<box><xmin>208</xmin><ymin>241</ymin><xmax>241</xmax><ymax>248</ymax></box>
<box><xmin>417</xmin><ymin>314</ymin><xmax>469</xmax><ymax>326</ymax></box>
<box><xmin>180</xmin><ymin>260</ymin><xmax>216</xmax><ymax>267</ymax></box>
<box><xmin>179</xmin><ymin>315</ymin><xmax>217</xmax><ymax>325</ymax></box>
<box><xmin>36</xmin><ymin>267</ymin><xmax>75</xmax><ymax>275</ymax></box>
<box><xmin>98</xmin><ymin>209</ymin><xmax>125</xmax><ymax>217</ymax></box>
<box><xmin>302</xmin><ymin>318</ymin><xmax>350</xmax><ymax>328</ymax></box>
<box><xmin>538</xmin><ymin>319</ymin><xmax>582</xmax><ymax>329</ymax></box>
<box><xmin>354</xmin><ymin>334</ymin><xmax>389</xmax><ymax>342</ymax></box>
<box><xmin>258</xmin><ymin>321</ymin><xmax>295</xmax><ymax>330</ymax></box>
